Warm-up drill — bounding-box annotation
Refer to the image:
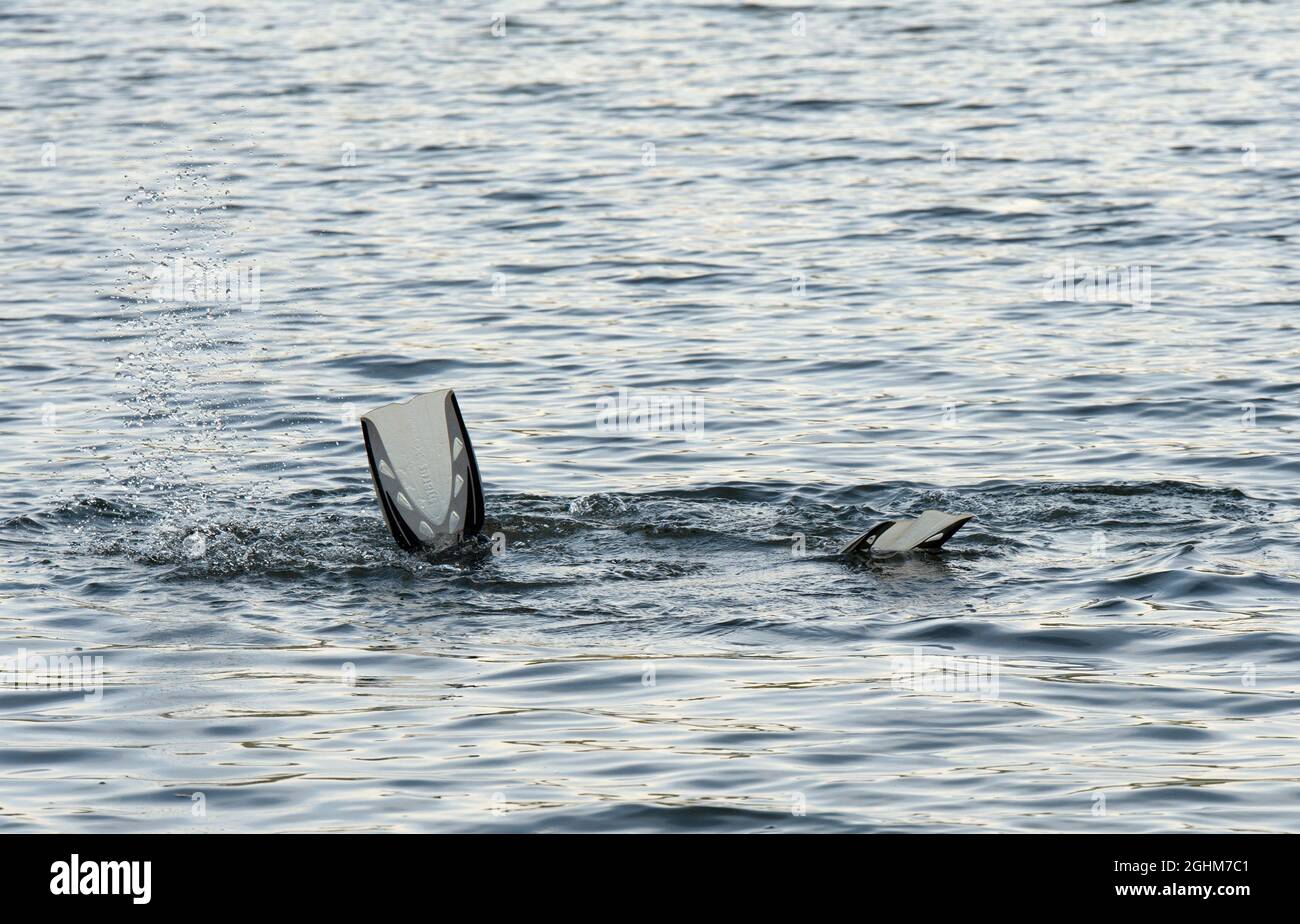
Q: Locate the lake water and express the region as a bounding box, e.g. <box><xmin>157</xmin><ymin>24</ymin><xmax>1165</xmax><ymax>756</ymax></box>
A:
<box><xmin>2</xmin><ymin>1</ymin><xmax>1299</xmax><ymax>832</ymax></box>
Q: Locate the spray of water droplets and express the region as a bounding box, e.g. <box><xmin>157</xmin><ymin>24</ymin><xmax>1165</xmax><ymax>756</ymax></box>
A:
<box><xmin>95</xmin><ymin>157</ymin><xmax>278</xmax><ymax>566</ymax></box>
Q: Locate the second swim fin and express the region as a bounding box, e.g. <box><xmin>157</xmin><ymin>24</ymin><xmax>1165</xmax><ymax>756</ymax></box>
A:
<box><xmin>841</xmin><ymin>510</ymin><xmax>972</xmax><ymax>555</ymax></box>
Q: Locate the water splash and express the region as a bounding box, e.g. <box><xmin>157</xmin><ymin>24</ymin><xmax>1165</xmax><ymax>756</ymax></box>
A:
<box><xmin>98</xmin><ymin>159</ymin><xmax>277</xmax><ymax>564</ymax></box>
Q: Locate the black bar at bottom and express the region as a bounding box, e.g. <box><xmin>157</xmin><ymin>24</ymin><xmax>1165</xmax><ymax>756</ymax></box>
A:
<box><xmin>0</xmin><ymin>833</ymin><xmax>1281</xmax><ymax>908</ymax></box>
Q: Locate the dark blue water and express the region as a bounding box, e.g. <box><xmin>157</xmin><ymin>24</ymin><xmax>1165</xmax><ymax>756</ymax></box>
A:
<box><xmin>2</xmin><ymin>1</ymin><xmax>1300</xmax><ymax>832</ymax></box>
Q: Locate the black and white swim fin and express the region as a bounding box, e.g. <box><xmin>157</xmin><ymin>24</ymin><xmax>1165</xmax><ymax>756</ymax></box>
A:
<box><xmin>841</xmin><ymin>510</ymin><xmax>972</xmax><ymax>555</ymax></box>
<box><xmin>361</xmin><ymin>389</ymin><xmax>485</xmax><ymax>551</ymax></box>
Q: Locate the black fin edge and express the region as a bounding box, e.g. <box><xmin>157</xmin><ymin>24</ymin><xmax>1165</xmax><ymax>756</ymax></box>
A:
<box><xmin>841</xmin><ymin>520</ymin><xmax>896</xmax><ymax>555</ymax></box>
<box><xmin>914</xmin><ymin>515</ymin><xmax>973</xmax><ymax>551</ymax></box>
<box><xmin>446</xmin><ymin>390</ymin><xmax>485</xmax><ymax>538</ymax></box>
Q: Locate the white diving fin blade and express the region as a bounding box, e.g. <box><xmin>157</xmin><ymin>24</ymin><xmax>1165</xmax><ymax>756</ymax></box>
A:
<box><xmin>360</xmin><ymin>389</ymin><xmax>485</xmax><ymax>551</ymax></box>
<box><xmin>842</xmin><ymin>510</ymin><xmax>972</xmax><ymax>555</ymax></box>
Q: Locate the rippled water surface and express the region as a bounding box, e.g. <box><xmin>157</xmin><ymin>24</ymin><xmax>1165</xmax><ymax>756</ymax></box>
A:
<box><xmin>2</xmin><ymin>1</ymin><xmax>1300</xmax><ymax>832</ymax></box>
